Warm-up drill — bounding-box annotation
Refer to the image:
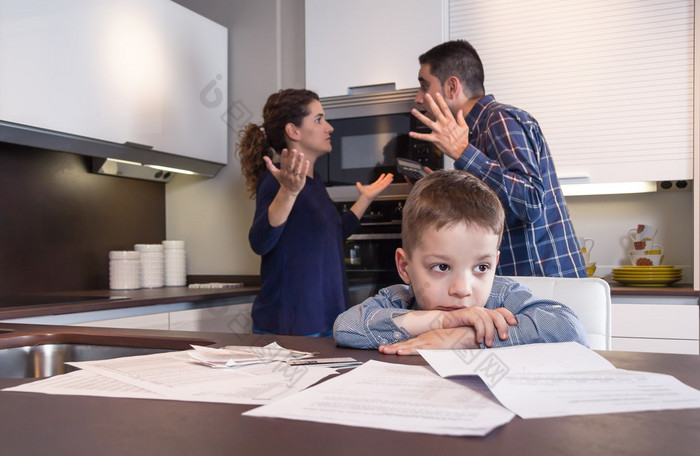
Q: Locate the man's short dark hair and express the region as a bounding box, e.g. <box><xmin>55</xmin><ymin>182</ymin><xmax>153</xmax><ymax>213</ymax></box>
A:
<box><xmin>419</xmin><ymin>40</ymin><xmax>485</xmax><ymax>99</ymax></box>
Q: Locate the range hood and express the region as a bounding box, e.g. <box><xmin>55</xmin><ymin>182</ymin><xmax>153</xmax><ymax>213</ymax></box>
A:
<box><xmin>0</xmin><ymin>120</ymin><xmax>224</xmax><ymax>182</ymax></box>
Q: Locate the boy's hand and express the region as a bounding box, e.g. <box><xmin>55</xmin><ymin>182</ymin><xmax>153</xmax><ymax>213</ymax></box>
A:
<box><xmin>379</xmin><ymin>328</ymin><xmax>479</xmax><ymax>355</ymax></box>
<box><xmin>442</xmin><ymin>307</ymin><xmax>517</xmax><ymax>347</ymax></box>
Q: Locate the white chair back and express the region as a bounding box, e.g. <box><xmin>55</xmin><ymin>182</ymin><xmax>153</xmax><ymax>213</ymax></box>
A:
<box><xmin>504</xmin><ymin>276</ymin><xmax>612</xmax><ymax>350</ymax></box>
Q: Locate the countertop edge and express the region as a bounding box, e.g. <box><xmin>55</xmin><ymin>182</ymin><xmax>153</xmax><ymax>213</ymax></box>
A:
<box><xmin>0</xmin><ymin>286</ymin><xmax>261</xmax><ymax>320</ymax></box>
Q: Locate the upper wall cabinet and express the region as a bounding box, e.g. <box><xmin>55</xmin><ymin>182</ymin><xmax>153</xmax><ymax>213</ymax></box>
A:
<box><xmin>0</xmin><ymin>0</ymin><xmax>228</xmax><ymax>174</ymax></box>
<box><xmin>305</xmin><ymin>0</ymin><xmax>444</xmax><ymax>98</ymax></box>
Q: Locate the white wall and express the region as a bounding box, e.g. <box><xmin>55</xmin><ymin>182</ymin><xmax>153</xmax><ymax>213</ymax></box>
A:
<box><xmin>165</xmin><ymin>0</ymin><xmax>305</xmax><ymax>275</ymax></box>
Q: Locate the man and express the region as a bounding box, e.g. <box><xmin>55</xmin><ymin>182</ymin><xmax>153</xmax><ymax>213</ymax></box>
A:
<box><xmin>409</xmin><ymin>39</ymin><xmax>586</xmax><ymax>278</ymax></box>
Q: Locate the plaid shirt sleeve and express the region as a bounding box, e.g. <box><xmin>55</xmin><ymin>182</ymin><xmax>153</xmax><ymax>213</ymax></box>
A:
<box><xmin>333</xmin><ymin>285</ymin><xmax>414</xmax><ymax>348</ymax></box>
<box><xmin>487</xmin><ymin>277</ymin><xmax>589</xmax><ymax>348</ymax></box>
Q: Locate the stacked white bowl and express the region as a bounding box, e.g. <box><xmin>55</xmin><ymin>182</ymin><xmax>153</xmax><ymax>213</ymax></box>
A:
<box><xmin>163</xmin><ymin>240</ymin><xmax>187</xmax><ymax>286</ymax></box>
<box><xmin>134</xmin><ymin>244</ymin><xmax>164</xmax><ymax>288</ymax></box>
<box><xmin>109</xmin><ymin>251</ymin><xmax>141</xmax><ymax>290</ymax></box>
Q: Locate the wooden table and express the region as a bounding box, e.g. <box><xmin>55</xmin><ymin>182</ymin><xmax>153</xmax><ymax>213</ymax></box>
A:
<box><xmin>0</xmin><ymin>325</ymin><xmax>698</xmax><ymax>455</ymax></box>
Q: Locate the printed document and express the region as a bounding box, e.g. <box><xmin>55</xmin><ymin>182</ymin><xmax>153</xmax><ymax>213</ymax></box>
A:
<box><xmin>419</xmin><ymin>342</ymin><xmax>700</xmax><ymax>419</ymax></box>
<box><xmin>3</xmin><ymin>349</ymin><xmax>335</xmax><ymax>405</ymax></box>
<box><xmin>244</xmin><ymin>360</ymin><xmax>515</xmax><ymax>436</ymax></box>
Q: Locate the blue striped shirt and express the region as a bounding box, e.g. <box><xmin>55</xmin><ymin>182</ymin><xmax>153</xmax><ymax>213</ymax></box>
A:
<box><xmin>456</xmin><ymin>95</ymin><xmax>586</xmax><ymax>277</ymax></box>
<box><xmin>333</xmin><ymin>277</ymin><xmax>588</xmax><ymax>349</ymax></box>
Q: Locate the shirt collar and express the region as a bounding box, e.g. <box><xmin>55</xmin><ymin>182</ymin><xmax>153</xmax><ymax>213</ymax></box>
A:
<box><xmin>464</xmin><ymin>94</ymin><xmax>496</xmax><ymax>129</ymax></box>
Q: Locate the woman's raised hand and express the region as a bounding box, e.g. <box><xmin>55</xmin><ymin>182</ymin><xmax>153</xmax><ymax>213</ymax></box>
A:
<box><xmin>263</xmin><ymin>148</ymin><xmax>310</xmax><ymax>195</ymax></box>
<box><xmin>356</xmin><ymin>173</ymin><xmax>394</xmax><ymax>201</ymax></box>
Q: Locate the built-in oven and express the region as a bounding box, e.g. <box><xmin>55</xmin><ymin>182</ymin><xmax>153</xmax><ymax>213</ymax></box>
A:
<box><xmin>336</xmin><ymin>198</ymin><xmax>405</xmax><ymax>304</ymax></box>
<box><xmin>316</xmin><ymin>88</ymin><xmax>443</xmax><ymax>201</ymax></box>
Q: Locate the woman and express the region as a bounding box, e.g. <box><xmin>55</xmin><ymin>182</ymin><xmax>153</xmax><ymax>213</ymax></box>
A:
<box><xmin>238</xmin><ymin>89</ymin><xmax>393</xmax><ymax>336</ymax></box>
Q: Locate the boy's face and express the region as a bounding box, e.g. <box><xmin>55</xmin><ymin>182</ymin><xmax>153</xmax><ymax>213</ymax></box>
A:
<box><xmin>395</xmin><ymin>222</ymin><xmax>500</xmax><ymax>311</ymax></box>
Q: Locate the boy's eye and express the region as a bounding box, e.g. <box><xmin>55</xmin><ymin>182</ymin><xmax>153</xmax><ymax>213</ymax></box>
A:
<box><xmin>432</xmin><ymin>263</ymin><xmax>450</xmax><ymax>272</ymax></box>
<box><xmin>475</xmin><ymin>264</ymin><xmax>490</xmax><ymax>273</ymax></box>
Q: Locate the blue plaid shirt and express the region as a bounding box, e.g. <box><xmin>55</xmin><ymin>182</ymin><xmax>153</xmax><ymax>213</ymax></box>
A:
<box><xmin>456</xmin><ymin>95</ymin><xmax>586</xmax><ymax>277</ymax></box>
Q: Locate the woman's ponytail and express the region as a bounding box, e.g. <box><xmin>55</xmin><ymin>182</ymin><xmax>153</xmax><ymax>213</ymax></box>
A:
<box><xmin>238</xmin><ymin>123</ymin><xmax>272</xmax><ymax>198</ymax></box>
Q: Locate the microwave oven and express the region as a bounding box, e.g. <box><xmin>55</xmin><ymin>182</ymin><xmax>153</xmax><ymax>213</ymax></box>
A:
<box><xmin>315</xmin><ymin>88</ymin><xmax>443</xmax><ymax>201</ymax></box>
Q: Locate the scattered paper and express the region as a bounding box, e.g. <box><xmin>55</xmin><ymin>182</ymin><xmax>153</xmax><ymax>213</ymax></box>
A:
<box><xmin>4</xmin><ymin>344</ymin><xmax>335</xmax><ymax>405</ymax></box>
<box><xmin>188</xmin><ymin>343</ymin><xmax>316</xmax><ymax>368</ymax></box>
<box><xmin>419</xmin><ymin>342</ymin><xmax>700</xmax><ymax>419</ymax></box>
<box><xmin>3</xmin><ymin>369</ymin><xmax>168</xmax><ymax>400</ymax></box>
<box><xmin>244</xmin><ymin>360</ymin><xmax>515</xmax><ymax>437</ymax></box>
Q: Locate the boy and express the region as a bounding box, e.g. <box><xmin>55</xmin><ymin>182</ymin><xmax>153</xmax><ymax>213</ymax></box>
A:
<box><xmin>333</xmin><ymin>170</ymin><xmax>588</xmax><ymax>354</ymax></box>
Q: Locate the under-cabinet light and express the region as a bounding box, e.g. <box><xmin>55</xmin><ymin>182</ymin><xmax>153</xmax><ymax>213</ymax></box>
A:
<box><xmin>561</xmin><ymin>181</ymin><xmax>657</xmax><ymax>196</ymax></box>
<box><xmin>107</xmin><ymin>158</ymin><xmax>142</xmax><ymax>166</ymax></box>
<box><xmin>146</xmin><ymin>164</ymin><xmax>196</xmax><ymax>175</ymax></box>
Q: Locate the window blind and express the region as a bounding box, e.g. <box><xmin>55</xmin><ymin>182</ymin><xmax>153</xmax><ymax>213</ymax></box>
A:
<box><xmin>448</xmin><ymin>0</ymin><xmax>694</xmax><ymax>182</ymax></box>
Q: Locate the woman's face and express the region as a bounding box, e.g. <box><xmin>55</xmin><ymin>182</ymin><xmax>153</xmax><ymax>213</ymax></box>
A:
<box><xmin>293</xmin><ymin>100</ymin><xmax>334</xmax><ymax>157</ymax></box>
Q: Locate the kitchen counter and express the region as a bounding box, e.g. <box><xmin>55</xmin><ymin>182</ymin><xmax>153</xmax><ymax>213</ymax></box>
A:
<box><xmin>608</xmin><ymin>283</ymin><xmax>699</xmax><ymax>297</ymax></box>
<box><xmin>0</xmin><ymin>283</ymin><xmax>262</xmax><ymax>321</ymax></box>
<box><xmin>0</xmin><ymin>323</ymin><xmax>698</xmax><ymax>455</ymax></box>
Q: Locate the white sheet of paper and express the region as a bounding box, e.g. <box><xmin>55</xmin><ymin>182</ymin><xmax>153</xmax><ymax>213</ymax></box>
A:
<box><xmin>490</xmin><ymin>368</ymin><xmax>700</xmax><ymax>418</ymax></box>
<box><xmin>3</xmin><ymin>369</ymin><xmax>168</xmax><ymax>400</ymax></box>
<box><xmin>4</xmin><ymin>350</ymin><xmax>336</xmax><ymax>405</ymax></box>
<box><xmin>419</xmin><ymin>342</ymin><xmax>700</xmax><ymax>419</ymax></box>
<box><xmin>244</xmin><ymin>360</ymin><xmax>515</xmax><ymax>437</ymax></box>
<box><xmin>419</xmin><ymin>341</ymin><xmax>615</xmax><ymax>378</ymax></box>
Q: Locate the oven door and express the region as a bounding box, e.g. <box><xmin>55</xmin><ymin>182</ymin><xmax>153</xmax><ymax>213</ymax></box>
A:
<box><xmin>344</xmin><ymin>233</ymin><xmax>403</xmax><ymax>303</ymax></box>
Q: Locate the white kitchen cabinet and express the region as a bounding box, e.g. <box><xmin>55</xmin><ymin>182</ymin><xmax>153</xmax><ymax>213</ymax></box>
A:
<box><xmin>305</xmin><ymin>0</ymin><xmax>444</xmax><ymax>98</ymax></box>
<box><xmin>611</xmin><ymin>297</ymin><xmax>699</xmax><ymax>355</ymax></box>
<box><xmin>73</xmin><ymin>312</ymin><xmax>170</xmax><ymax>331</ymax></box>
<box><xmin>169</xmin><ymin>303</ymin><xmax>252</xmax><ymax>333</ymax></box>
<box><xmin>0</xmin><ymin>0</ymin><xmax>228</xmax><ymax>165</ymax></box>
<box><xmin>71</xmin><ymin>302</ymin><xmax>253</xmax><ymax>334</ymax></box>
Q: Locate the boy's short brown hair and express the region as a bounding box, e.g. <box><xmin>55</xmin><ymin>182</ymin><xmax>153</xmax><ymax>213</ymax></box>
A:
<box><xmin>401</xmin><ymin>170</ymin><xmax>505</xmax><ymax>256</ymax></box>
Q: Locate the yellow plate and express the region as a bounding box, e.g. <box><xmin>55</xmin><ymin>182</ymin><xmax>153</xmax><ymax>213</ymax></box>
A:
<box><xmin>613</xmin><ymin>270</ymin><xmax>681</xmax><ymax>275</ymax></box>
<box><xmin>617</xmin><ymin>265</ymin><xmax>676</xmax><ymax>270</ymax></box>
<box><xmin>613</xmin><ymin>268</ymin><xmax>681</xmax><ymax>275</ymax></box>
<box><xmin>613</xmin><ymin>275</ymin><xmax>682</xmax><ymax>280</ymax></box>
<box><xmin>615</xmin><ymin>271</ymin><xmax>678</xmax><ymax>274</ymax></box>
<box><xmin>613</xmin><ymin>271</ymin><xmax>681</xmax><ymax>276</ymax></box>
<box><xmin>613</xmin><ymin>269</ymin><xmax>681</xmax><ymax>274</ymax></box>
<box><xmin>613</xmin><ymin>277</ymin><xmax>681</xmax><ymax>286</ymax></box>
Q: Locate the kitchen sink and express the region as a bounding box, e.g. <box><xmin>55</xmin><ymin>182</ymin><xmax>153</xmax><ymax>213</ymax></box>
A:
<box><xmin>0</xmin><ymin>332</ymin><xmax>215</xmax><ymax>378</ymax></box>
